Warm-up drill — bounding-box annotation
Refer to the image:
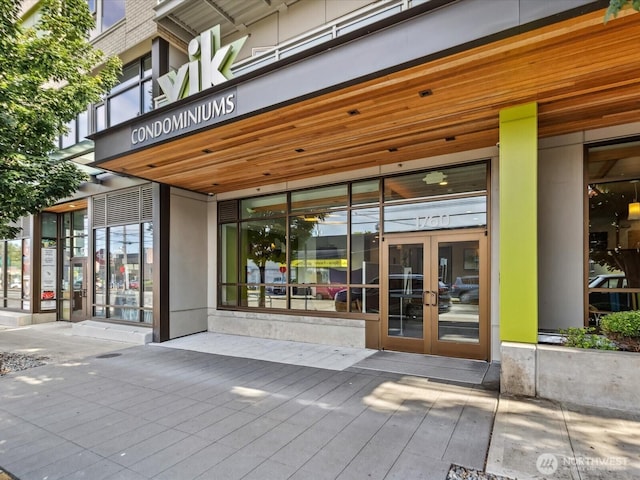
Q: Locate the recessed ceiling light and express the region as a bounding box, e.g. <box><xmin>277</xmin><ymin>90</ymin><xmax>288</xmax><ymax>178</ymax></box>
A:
<box><xmin>263</xmin><ymin>172</ymin><xmax>271</xmax><ymax>176</ymax></box>
<box><xmin>295</xmin><ymin>148</ymin><xmax>305</xmax><ymax>153</ymax></box>
<box><xmin>388</xmin><ymin>147</ymin><xmax>398</xmax><ymax>152</ymax></box>
<box><xmin>147</xmin><ymin>163</ymin><xmax>157</xmax><ymax>168</ymax></box>
<box><xmin>202</xmin><ymin>148</ymin><xmax>213</xmax><ymax>154</ymax></box>
<box><xmin>418</xmin><ymin>89</ymin><xmax>433</xmax><ymax>97</ymax></box>
<box><xmin>348</xmin><ymin>109</ymin><xmax>360</xmax><ymax>116</ymax></box>
<box><xmin>445</xmin><ymin>136</ymin><xmax>456</xmax><ymax>142</ymax></box>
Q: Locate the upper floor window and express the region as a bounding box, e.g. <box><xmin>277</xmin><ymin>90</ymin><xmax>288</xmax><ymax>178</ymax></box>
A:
<box><xmin>88</xmin><ymin>0</ymin><xmax>125</xmax><ymax>37</ymax></box>
<box><xmin>58</xmin><ymin>54</ymin><xmax>151</xmax><ymax>148</ymax></box>
<box><xmin>60</xmin><ymin>110</ymin><xmax>89</xmax><ymax>149</ymax></box>
<box><xmin>96</xmin><ymin>54</ymin><xmax>152</xmax><ymax>131</ymax></box>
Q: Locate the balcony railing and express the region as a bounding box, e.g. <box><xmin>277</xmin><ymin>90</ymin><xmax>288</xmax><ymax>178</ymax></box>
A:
<box><xmin>230</xmin><ymin>0</ymin><xmax>430</xmax><ymax>77</ymax></box>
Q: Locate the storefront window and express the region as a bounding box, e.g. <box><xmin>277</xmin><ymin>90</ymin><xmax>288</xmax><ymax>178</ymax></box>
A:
<box><xmin>384</xmin><ymin>163</ymin><xmax>488</xmax><ymax>234</ymax></box>
<box><xmin>40</xmin><ymin>213</ymin><xmax>57</xmax><ymax>312</ymax></box>
<box><xmin>142</xmin><ymin>222</ymin><xmax>153</xmax><ymax>321</ymax></box>
<box><xmin>94</xmin><ymin>228</ymin><xmax>106</xmax><ymax>318</ymax></box>
<box><xmin>352</xmin><ymin>180</ymin><xmax>380</xmax><ymax>206</ymax></box>
<box><xmin>6</xmin><ymin>239</ymin><xmax>23</xmax><ymax>309</ymax></box>
<box><xmin>94</xmin><ymin>222</ymin><xmax>151</xmax><ymax>324</ymax></box>
<box><xmin>220</xmin><ymin>224</ymin><xmax>238</xmax><ymax>306</ymax></box>
<box><xmin>219</xmin><ymin>163</ymin><xmax>487</xmax><ymax>315</ymax></box>
<box><xmin>240</xmin><ymin>218</ymin><xmax>287</xmax><ymax>309</ymax></box>
<box><xmin>384</xmin><ymin>163</ymin><xmax>487</xmax><ymax>202</ymax></box>
<box><xmin>351</xmin><ymin>207</ymin><xmax>379</xmax><ymax>284</ymax></box>
<box><xmin>587</xmin><ymin>140</ymin><xmax>640</xmax><ymax>325</ymax></box>
<box><xmin>109</xmin><ymin>224</ymin><xmax>141</xmax><ymax>321</ymax></box>
<box><xmin>221</xmin><ymin>183</ymin><xmax>371</xmax><ymax>313</ymax></box>
<box><xmin>291</xmin><ymin>185</ymin><xmax>347</xmax><ymax>212</ymax></box>
<box><xmin>291</xmin><ymin>212</ymin><xmax>348</xmax><ymax>311</ymax></box>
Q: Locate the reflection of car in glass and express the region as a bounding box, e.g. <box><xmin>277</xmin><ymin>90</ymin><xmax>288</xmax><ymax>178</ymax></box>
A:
<box><xmin>266</xmin><ymin>277</ymin><xmax>286</xmax><ymax>295</ymax></box>
<box><xmin>450</xmin><ymin>276</ymin><xmax>479</xmax><ymax>303</ymax></box>
<box><xmin>334</xmin><ymin>275</ymin><xmax>451</xmax><ymax>314</ymax></box>
<box><xmin>588</xmin><ymin>274</ymin><xmax>632</xmax><ymax>322</ymax></box>
<box><xmin>313</xmin><ymin>285</ymin><xmax>344</xmax><ymax>300</ymax></box>
<box><xmin>10</xmin><ymin>282</ymin><xmax>21</xmax><ymax>289</ymax></box>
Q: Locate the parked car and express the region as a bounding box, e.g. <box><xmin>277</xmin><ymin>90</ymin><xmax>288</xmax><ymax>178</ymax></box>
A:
<box><xmin>450</xmin><ymin>276</ymin><xmax>479</xmax><ymax>303</ymax></box>
<box><xmin>313</xmin><ymin>284</ymin><xmax>344</xmax><ymax>300</ymax></box>
<box><xmin>266</xmin><ymin>277</ymin><xmax>286</xmax><ymax>295</ymax></box>
<box><xmin>588</xmin><ymin>273</ymin><xmax>626</xmax><ymax>289</ymax></box>
<box><xmin>334</xmin><ymin>275</ymin><xmax>451</xmax><ymax>314</ymax></box>
<box><xmin>588</xmin><ymin>273</ymin><xmax>631</xmax><ymax>322</ymax></box>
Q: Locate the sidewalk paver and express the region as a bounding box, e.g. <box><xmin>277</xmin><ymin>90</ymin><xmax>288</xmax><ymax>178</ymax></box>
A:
<box><xmin>2</xmin><ymin>322</ymin><xmax>639</xmax><ymax>480</ymax></box>
<box><xmin>486</xmin><ymin>395</ymin><xmax>640</xmax><ymax>480</ymax></box>
<box><xmin>0</xmin><ymin>339</ymin><xmax>496</xmax><ymax>480</ymax></box>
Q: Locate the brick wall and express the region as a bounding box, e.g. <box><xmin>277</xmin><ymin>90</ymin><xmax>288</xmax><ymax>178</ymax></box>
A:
<box><xmin>92</xmin><ymin>0</ymin><xmax>158</xmax><ymax>61</ymax></box>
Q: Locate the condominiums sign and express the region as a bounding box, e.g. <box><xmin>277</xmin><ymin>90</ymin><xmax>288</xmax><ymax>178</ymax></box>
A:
<box><xmin>129</xmin><ymin>25</ymin><xmax>246</xmax><ymax>148</ymax></box>
<box><xmin>130</xmin><ymin>89</ymin><xmax>237</xmax><ymax>146</ymax></box>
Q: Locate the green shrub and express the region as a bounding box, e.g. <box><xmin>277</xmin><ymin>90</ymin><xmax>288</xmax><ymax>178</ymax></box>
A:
<box><xmin>600</xmin><ymin>311</ymin><xmax>640</xmax><ymax>352</ymax></box>
<box><xmin>560</xmin><ymin>327</ymin><xmax>618</xmax><ymax>350</ymax></box>
<box><xmin>600</xmin><ymin>310</ymin><xmax>640</xmax><ymax>338</ymax></box>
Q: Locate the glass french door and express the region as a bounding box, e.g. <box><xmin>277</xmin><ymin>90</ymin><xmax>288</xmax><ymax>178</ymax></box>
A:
<box><xmin>70</xmin><ymin>257</ymin><xmax>90</xmax><ymax>321</ymax></box>
<box><xmin>381</xmin><ymin>231</ymin><xmax>488</xmax><ymax>360</ymax></box>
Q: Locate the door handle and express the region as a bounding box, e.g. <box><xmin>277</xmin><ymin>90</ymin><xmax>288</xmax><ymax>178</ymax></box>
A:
<box><xmin>423</xmin><ymin>291</ymin><xmax>431</xmax><ymax>305</ymax></box>
<box><xmin>430</xmin><ymin>291</ymin><xmax>437</xmax><ymax>306</ymax></box>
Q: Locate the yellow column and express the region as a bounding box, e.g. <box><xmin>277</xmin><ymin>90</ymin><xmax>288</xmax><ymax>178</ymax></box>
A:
<box><xmin>499</xmin><ymin>103</ymin><xmax>538</xmax><ymax>343</ymax></box>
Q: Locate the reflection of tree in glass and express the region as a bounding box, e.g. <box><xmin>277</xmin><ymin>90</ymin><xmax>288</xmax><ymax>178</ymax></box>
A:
<box><xmin>589</xmin><ymin>184</ymin><xmax>640</xmax><ymax>287</ymax></box>
<box><xmin>246</xmin><ymin>215</ymin><xmax>320</xmax><ymax>307</ymax></box>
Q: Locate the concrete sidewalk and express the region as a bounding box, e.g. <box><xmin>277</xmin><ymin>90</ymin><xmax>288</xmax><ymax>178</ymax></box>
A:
<box><xmin>487</xmin><ymin>396</ymin><xmax>640</xmax><ymax>479</ymax></box>
<box><xmin>0</xmin><ymin>322</ymin><xmax>639</xmax><ymax>479</ymax></box>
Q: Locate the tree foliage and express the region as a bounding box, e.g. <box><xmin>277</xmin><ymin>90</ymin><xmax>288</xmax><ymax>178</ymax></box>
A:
<box><xmin>605</xmin><ymin>0</ymin><xmax>640</xmax><ymax>22</ymax></box>
<box><xmin>245</xmin><ymin>214</ymin><xmax>319</xmax><ymax>307</ymax></box>
<box><xmin>0</xmin><ymin>0</ymin><xmax>121</xmax><ymax>238</ymax></box>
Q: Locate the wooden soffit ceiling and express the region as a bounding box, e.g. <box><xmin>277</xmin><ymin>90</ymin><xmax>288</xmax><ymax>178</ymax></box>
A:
<box><xmin>99</xmin><ymin>8</ymin><xmax>640</xmax><ymax>195</ymax></box>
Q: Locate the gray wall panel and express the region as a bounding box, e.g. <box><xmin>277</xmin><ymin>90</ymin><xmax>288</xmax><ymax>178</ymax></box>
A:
<box><xmin>538</xmin><ymin>142</ymin><xmax>585</xmax><ymax>331</ymax></box>
<box><xmin>169</xmin><ymin>188</ymin><xmax>209</xmax><ymax>338</ymax></box>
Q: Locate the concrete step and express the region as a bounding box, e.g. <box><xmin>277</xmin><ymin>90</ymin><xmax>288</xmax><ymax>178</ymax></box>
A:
<box><xmin>71</xmin><ymin>320</ymin><xmax>152</xmax><ymax>344</ymax></box>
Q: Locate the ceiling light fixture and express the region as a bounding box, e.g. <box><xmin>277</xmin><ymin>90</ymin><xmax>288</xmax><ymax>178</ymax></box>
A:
<box><xmin>202</xmin><ymin>148</ymin><xmax>213</xmax><ymax>154</ymax></box>
<box><xmin>348</xmin><ymin>109</ymin><xmax>360</xmax><ymax>116</ymax></box>
<box><xmin>295</xmin><ymin>148</ymin><xmax>305</xmax><ymax>153</ymax></box>
<box><xmin>423</xmin><ymin>171</ymin><xmax>447</xmax><ymax>185</ymax></box>
<box><xmin>418</xmin><ymin>89</ymin><xmax>433</xmax><ymax>97</ymax></box>
<box><xmin>629</xmin><ymin>180</ymin><xmax>640</xmax><ymax>220</ymax></box>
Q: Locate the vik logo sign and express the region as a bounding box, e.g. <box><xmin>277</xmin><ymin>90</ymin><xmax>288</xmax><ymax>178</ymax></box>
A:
<box><xmin>156</xmin><ymin>25</ymin><xmax>247</xmax><ymax>106</ymax></box>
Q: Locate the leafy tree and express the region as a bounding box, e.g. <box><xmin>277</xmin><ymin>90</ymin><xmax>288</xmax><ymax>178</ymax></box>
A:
<box><xmin>0</xmin><ymin>0</ymin><xmax>121</xmax><ymax>239</ymax></box>
<box><xmin>605</xmin><ymin>0</ymin><xmax>640</xmax><ymax>22</ymax></box>
<box><xmin>245</xmin><ymin>215</ymin><xmax>320</xmax><ymax>307</ymax></box>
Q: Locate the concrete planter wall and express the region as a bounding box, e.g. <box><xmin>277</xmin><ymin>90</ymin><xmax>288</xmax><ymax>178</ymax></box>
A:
<box><xmin>501</xmin><ymin>341</ymin><xmax>640</xmax><ymax>414</ymax></box>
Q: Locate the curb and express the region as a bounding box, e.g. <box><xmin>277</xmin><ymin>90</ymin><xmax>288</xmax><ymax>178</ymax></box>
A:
<box><xmin>0</xmin><ymin>467</ymin><xmax>19</xmax><ymax>480</ymax></box>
